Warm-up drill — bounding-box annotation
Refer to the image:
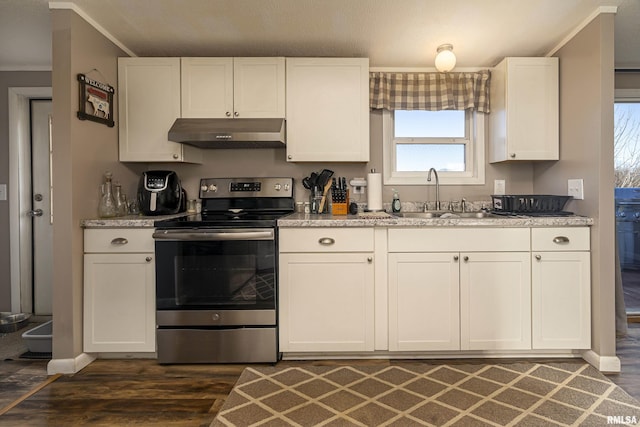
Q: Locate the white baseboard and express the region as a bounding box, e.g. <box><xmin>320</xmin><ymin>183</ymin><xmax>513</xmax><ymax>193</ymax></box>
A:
<box><xmin>582</xmin><ymin>350</ymin><xmax>621</xmax><ymax>373</ymax></box>
<box><xmin>47</xmin><ymin>353</ymin><xmax>96</xmax><ymax>375</ymax></box>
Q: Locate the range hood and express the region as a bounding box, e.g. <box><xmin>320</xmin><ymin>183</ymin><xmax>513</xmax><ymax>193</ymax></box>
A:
<box><xmin>168</xmin><ymin>118</ymin><xmax>285</xmax><ymax>148</ymax></box>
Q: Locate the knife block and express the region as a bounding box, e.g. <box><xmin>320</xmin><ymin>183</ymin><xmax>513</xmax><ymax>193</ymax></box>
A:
<box><xmin>331</xmin><ymin>189</ymin><xmax>349</xmax><ymax>215</ymax></box>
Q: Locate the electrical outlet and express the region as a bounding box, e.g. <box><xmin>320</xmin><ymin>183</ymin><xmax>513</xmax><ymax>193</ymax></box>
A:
<box><xmin>0</xmin><ymin>184</ymin><xmax>6</xmax><ymax>201</ymax></box>
<box><xmin>349</xmin><ymin>178</ymin><xmax>367</xmax><ymax>194</ymax></box>
<box><xmin>494</xmin><ymin>179</ymin><xmax>506</xmax><ymax>195</ymax></box>
<box><xmin>568</xmin><ymin>179</ymin><xmax>584</xmax><ymax>200</ymax></box>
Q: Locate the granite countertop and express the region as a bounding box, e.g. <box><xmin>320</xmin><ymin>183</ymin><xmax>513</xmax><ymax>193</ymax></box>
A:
<box><xmin>81</xmin><ymin>212</ymin><xmax>190</xmax><ymax>228</ymax></box>
<box><xmin>278</xmin><ymin>212</ymin><xmax>595</xmax><ymax>227</ymax></box>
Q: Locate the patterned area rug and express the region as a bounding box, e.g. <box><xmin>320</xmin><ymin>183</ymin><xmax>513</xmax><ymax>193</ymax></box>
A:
<box><xmin>212</xmin><ymin>362</ymin><xmax>640</xmax><ymax>426</ymax></box>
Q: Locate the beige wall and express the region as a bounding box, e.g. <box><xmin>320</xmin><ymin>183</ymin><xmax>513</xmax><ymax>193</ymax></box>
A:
<box><xmin>0</xmin><ymin>71</ymin><xmax>51</xmax><ymax>311</ymax></box>
<box><xmin>150</xmin><ymin>100</ymin><xmax>536</xmax><ymax>210</ymax></box>
<box><xmin>532</xmin><ymin>14</ymin><xmax>617</xmax><ymax>360</ymax></box>
<box><xmin>51</xmin><ymin>9</ymin><xmax>143</xmax><ymax>358</ymax></box>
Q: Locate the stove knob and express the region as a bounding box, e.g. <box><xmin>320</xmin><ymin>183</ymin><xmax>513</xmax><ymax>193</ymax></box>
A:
<box><xmin>274</xmin><ymin>183</ymin><xmax>282</xmax><ymax>191</ymax></box>
<box><xmin>208</xmin><ymin>184</ymin><xmax>217</xmax><ymax>192</ymax></box>
<box><xmin>200</xmin><ymin>184</ymin><xmax>208</xmax><ymax>192</ymax></box>
<box><xmin>284</xmin><ymin>184</ymin><xmax>290</xmax><ymax>191</ymax></box>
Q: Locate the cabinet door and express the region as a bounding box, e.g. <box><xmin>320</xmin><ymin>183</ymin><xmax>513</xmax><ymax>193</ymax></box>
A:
<box><xmin>279</xmin><ymin>253</ymin><xmax>374</xmax><ymax>352</ymax></box>
<box><xmin>233</xmin><ymin>57</ymin><xmax>285</xmax><ymax>118</ymax></box>
<box><xmin>285</xmin><ymin>58</ymin><xmax>370</xmax><ymax>162</ymax></box>
<box><xmin>118</xmin><ymin>58</ymin><xmax>200</xmax><ymax>163</ymax></box>
<box><xmin>460</xmin><ymin>252</ymin><xmax>531</xmax><ymax>350</ymax></box>
<box><xmin>532</xmin><ymin>251</ymin><xmax>591</xmax><ymax>349</ymax></box>
<box><xmin>490</xmin><ymin>57</ymin><xmax>558</xmax><ymax>162</ymax></box>
<box><xmin>388</xmin><ymin>253</ymin><xmax>460</xmax><ymax>351</ymax></box>
<box><xmin>181</xmin><ymin>57</ymin><xmax>233</xmax><ymax>118</ymax></box>
<box><xmin>84</xmin><ymin>253</ymin><xmax>155</xmax><ymax>352</ymax></box>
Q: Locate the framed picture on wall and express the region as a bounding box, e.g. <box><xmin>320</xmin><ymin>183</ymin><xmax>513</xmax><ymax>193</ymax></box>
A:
<box><xmin>77</xmin><ymin>73</ymin><xmax>115</xmax><ymax>127</ymax></box>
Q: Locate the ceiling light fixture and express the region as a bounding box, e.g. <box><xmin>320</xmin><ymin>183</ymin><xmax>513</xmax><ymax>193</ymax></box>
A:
<box><xmin>435</xmin><ymin>44</ymin><xmax>456</xmax><ymax>73</ymax></box>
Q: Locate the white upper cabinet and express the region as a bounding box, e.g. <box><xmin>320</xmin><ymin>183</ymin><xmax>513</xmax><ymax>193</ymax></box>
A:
<box><xmin>489</xmin><ymin>57</ymin><xmax>559</xmax><ymax>162</ymax></box>
<box><xmin>181</xmin><ymin>57</ymin><xmax>285</xmax><ymax>118</ymax></box>
<box><xmin>285</xmin><ymin>58</ymin><xmax>370</xmax><ymax>162</ymax></box>
<box><xmin>118</xmin><ymin>57</ymin><xmax>201</xmax><ymax>163</ymax></box>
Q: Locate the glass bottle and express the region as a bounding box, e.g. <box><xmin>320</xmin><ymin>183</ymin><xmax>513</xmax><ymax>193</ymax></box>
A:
<box><xmin>98</xmin><ymin>171</ymin><xmax>117</xmax><ymax>218</ymax></box>
<box><xmin>114</xmin><ymin>182</ymin><xmax>128</xmax><ymax>216</ymax></box>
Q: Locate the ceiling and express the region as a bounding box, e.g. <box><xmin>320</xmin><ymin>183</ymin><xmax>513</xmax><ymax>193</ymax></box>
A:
<box><xmin>1</xmin><ymin>0</ymin><xmax>639</xmax><ymax>71</ymax></box>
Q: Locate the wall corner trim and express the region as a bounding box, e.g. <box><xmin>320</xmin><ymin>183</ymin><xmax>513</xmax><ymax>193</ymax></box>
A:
<box><xmin>47</xmin><ymin>352</ymin><xmax>96</xmax><ymax>375</ymax></box>
<box><xmin>582</xmin><ymin>349</ymin><xmax>622</xmax><ymax>373</ymax></box>
<box><xmin>48</xmin><ymin>1</ymin><xmax>137</xmax><ymax>57</ymax></box>
<box><xmin>545</xmin><ymin>6</ymin><xmax>618</xmax><ymax>57</ymax></box>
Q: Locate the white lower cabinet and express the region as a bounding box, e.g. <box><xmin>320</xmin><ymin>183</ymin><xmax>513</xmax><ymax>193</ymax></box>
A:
<box><xmin>280</xmin><ymin>225</ymin><xmax>592</xmax><ymax>357</ymax></box>
<box><xmin>388</xmin><ymin>228</ymin><xmax>532</xmax><ymax>352</ymax></box>
<box><xmin>278</xmin><ymin>228</ymin><xmax>375</xmax><ymax>352</ymax></box>
<box><xmin>532</xmin><ymin>228</ymin><xmax>591</xmax><ymax>349</ymax></box>
<box><xmin>83</xmin><ymin>229</ymin><xmax>156</xmax><ymax>353</ymax></box>
<box><xmin>388</xmin><ymin>253</ymin><xmax>460</xmax><ymax>351</ymax></box>
<box><xmin>460</xmin><ymin>252</ymin><xmax>531</xmax><ymax>350</ymax></box>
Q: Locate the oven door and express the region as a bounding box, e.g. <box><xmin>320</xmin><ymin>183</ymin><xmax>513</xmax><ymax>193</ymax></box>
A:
<box><xmin>153</xmin><ymin>228</ymin><xmax>276</xmax><ymax>313</ymax></box>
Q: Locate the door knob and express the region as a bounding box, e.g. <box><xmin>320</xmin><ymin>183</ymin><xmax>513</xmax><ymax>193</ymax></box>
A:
<box><xmin>28</xmin><ymin>209</ymin><xmax>43</xmax><ymax>217</ymax></box>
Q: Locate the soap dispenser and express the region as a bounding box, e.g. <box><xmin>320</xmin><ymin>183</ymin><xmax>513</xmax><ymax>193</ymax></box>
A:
<box><xmin>392</xmin><ymin>188</ymin><xmax>401</xmax><ymax>213</ymax></box>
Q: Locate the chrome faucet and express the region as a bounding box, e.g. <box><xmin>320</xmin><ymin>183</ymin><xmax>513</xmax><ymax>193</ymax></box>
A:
<box><xmin>427</xmin><ymin>168</ymin><xmax>441</xmax><ymax>211</ymax></box>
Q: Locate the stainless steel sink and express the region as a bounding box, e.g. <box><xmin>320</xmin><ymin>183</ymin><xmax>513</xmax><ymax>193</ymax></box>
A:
<box><xmin>395</xmin><ymin>211</ymin><xmax>496</xmax><ymax>219</ymax></box>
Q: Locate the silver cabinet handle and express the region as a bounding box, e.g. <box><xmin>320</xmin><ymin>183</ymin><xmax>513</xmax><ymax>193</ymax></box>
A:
<box><xmin>535</xmin><ymin>254</ymin><xmax>542</xmax><ymax>261</ymax></box>
<box><xmin>172</xmin><ymin>154</ymin><xmax>179</xmax><ymax>159</ymax></box>
<box><xmin>553</xmin><ymin>236</ymin><xmax>570</xmax><ymax>244</ymax></box>
<box><xmin>225</xmin><ymin>111</ymin><xmax>231</xmax><ymax>117</ymax></box>
<box><xmin>28</xmin><ymin>209</ymin><xmax>44</xmax><ymax>217</ymax></box>
<box><xmin>453</xmin><ymin>255</ymin><xmax>459</xmax><ymax>261</ymax></box>
<box><xmin>463</xmin><ymin>256</ymin><xmax>469</xmax><ymax>262</ymax></box>
<box><xmin>145</xmin><ymin>256</ymin><xmax>152</xmax><ymax>262</ymax></box>
<box><xmin>367</xmin><ymin>257</ymin><xmax>373</xmax><ymax>263</ymax></box>
<box><xmin>318</xmin><ymin>237</ymin><xmax>335</xmax><ymax>245</ymax></box>
<box><xmin>287</xmin><ymin>155</ymin><xmax>292</xmax><ymax>160</ymax></box>
<box><xmin>110</xmin><ymin>238</ymin><xmax>128</xmax><ymax>245</ymax></box>
<box><xmin>234</xmin><ymin>111</ymin><xmax>239</xmax><ymax>117</ymax></box>
<box><xmin>510</xmin><ymin>153</ymin><xmax>516</xmax><ymax>158</ymax></box>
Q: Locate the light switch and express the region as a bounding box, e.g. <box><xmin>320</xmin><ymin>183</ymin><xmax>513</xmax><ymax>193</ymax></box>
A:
<box><xmin>494</xmin><ymin>180</ymin><xmax>506</xmax><ymax>195</ymax></box>
<box><xmin>568</xmin><ymin>179</ymin><xmax>584</xmax><ymax>200</ymax></box>
<box><xmin>0</xmin><ymin>184</ymin><xmax>6</xmax><ymax>201</ymax></box>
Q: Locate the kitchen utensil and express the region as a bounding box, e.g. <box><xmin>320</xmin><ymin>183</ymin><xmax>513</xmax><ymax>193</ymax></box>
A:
<box><xmin>316</xmin><ymin>169</ymin><xmax>334</xmax><ymax>189</ymax></box>
<box><xmin>319</xmin><ymin>179</ymin><xmax>333</xmax><ymax>213</ymax></box>
<box><xmin>302</xmin><ymin>176</ymin><xmax>312</xmax><ymax>189</ymax></box>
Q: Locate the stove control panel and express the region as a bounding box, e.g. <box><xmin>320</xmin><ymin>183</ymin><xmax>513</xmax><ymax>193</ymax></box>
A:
<box><xmin>199</xmin><ymin>177</ymin><xmax>293</xmax><ymax>199</ymax></box>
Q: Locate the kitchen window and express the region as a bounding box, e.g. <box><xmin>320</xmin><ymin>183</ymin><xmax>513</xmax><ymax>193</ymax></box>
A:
<box><xmin>382</xmin><ymin>109</ymin><xmax>486</xmax><ymax>185</ymax></box>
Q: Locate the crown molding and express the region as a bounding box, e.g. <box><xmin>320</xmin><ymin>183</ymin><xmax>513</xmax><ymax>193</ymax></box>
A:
<box><xmin>546</xmin><ymin>6</ymin><xmax>618</xmax><ymax>57</ymax></box>
<box><xmin>48</xmin><ymin>1</ymin><xmax>137</xmax><ymax>57</ymax></box>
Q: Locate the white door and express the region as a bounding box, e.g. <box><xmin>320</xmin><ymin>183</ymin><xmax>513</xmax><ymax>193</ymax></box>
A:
<box><xmin>388</xmin><ymin>252</ymin><xmax>460</xmax><ymax>351</ymax></box>
<box><xmin>30</xmin><ymin>99</ymin><xmax>53</xmax><ymax>315</ymax></box>
<box><xmin>278</xmin><ymin>252</ymin><xmax>375</xmax><ymax>352</ymax></box>
<box><xmin>460</xmin><ymin>252</ymin><xmax>531</xmax><ymax>350</ymax></box>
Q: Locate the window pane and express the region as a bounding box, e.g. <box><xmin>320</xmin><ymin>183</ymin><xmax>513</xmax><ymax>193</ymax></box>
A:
<box><xmin>396</xmin><ymin>144</ymin><xmax>465</xmax><ymax>172</ymax></box>
<box><xmin>395</xmin><ymin>110</ymin><xmax>465</xmax><ymax>138</ymax></box>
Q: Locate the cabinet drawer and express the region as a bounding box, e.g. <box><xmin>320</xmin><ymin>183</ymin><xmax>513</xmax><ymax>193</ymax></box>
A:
<box><xmin>84</xmin><ymin>228</ymin><xmax>155</xmax><ymax>253</ymax></box>
<box><xmin>279</xmin><ymin>227</ymin><xmax>374</xmax><ymax>252</ymax></box>
<box><xmin>388</xmin><ymin>228</ymin><xmax>530</xmax><ymax>252</ymax></box>
<box><xmin>531</xmin><ymin>227</ymin><xmax>589</xmax><ymax>251</ymax></box>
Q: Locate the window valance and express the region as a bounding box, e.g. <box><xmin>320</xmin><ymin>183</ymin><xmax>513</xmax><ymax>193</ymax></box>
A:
<box><xmin>369</xmin><ymin>70</ymin><xmax>491</xmax><ymax>113</ymax></box>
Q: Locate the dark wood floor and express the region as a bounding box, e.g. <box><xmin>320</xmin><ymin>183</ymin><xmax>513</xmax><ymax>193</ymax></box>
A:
<box><xmin>1</xmin><ymin>323</ymin><xmax>639</xmax><ymax>426</ymax></box>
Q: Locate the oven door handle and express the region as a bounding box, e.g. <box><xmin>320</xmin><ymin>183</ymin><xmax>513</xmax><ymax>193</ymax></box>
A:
<box><xmin>153</xmin><ymin>229</ymin><xmax>274</xmax><ymax>241</ymax></box>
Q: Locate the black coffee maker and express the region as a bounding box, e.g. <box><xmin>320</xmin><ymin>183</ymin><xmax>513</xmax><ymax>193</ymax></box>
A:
<box><xmin>137</xmin><ymin>170</ymin><xmax>184</xmax><ymax>215</ymax></box>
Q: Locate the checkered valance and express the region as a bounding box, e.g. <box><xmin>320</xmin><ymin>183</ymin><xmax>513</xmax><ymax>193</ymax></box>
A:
<box><xmin>369</xmin><ymin>70</ymin><xmax>491</xmax><ymax>113</ymax></box>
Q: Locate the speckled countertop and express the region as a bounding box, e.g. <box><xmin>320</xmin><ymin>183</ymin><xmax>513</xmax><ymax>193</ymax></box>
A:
<box><xmin>81</xmin><ymin>213</ymin><xmax>190</xmax><ymax>228</ymax></box>
<box><xmin>278</xmin><ymin>212</ymin><xmax>594</xmax><ymax>227</ymax></box>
